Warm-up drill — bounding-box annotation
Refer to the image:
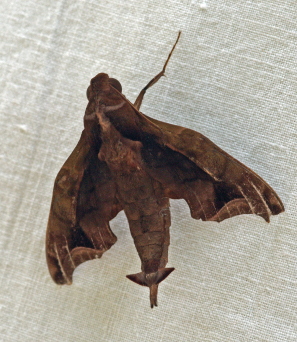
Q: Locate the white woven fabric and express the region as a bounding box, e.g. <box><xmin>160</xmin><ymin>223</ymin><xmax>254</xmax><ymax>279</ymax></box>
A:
<box><xmin>1</xmin><ymin>0</ymin><xmax>295</xmax><ymax>341</ymax></box>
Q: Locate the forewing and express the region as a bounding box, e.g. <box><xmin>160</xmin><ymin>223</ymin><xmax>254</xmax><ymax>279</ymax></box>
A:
<box><xmin>46</xmin><ymin>131</ymin><xmax>122</xmax><ymax>284</ymax></box>
<box><xmin>137</xmin><ymin>115</ymin><xmax>284</xmax><ymax>223</ymax></box>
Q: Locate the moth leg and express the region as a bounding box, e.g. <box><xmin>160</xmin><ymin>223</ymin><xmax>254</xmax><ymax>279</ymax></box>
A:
<box><xmin>134</xmin><ymin>31</ymin><xmax>181</xmax><ymax>110</ymax></box>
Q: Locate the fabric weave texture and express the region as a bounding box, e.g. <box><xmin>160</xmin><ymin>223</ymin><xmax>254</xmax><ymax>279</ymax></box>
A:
<box><xmin>0</xmin><ymin>0</ymin><xmax>295</xmax><ymax>341</ymax></box>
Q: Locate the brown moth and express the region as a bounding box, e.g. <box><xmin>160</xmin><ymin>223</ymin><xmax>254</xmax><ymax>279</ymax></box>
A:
<box><xmin>46</xmin><ymin>32</ymin><xmax>284</xmax><ymax>308</ymax></box>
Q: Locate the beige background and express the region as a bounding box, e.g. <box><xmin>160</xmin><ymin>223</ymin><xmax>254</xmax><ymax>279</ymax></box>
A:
<box><xmin>1</xmin><ymin>0</ymin><xmax>296</xmax><ymax>341</ymax></box>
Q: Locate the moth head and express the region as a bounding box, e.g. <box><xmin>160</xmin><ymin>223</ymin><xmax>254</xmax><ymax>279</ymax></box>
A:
<box><xmin>87</xmin><ymin>73</ymin><xmax>109</xmax><ymax>98</ymax></box>
<box><xmin>108</xmin><ymin>78</ymin><xmax>122</xmax><ymax>93</ymax></box>
<box><xmin>87</xmin><ymin>73</ymin><xmax>122</xmax><ymax>100</ymax></box>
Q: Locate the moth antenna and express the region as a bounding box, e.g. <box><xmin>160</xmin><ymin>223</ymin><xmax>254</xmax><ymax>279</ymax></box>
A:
<box><xmin>161</xmin><ymin>31</ymin><xmax>181</xmax><ymax>75</ymax></box>
<box><xmin>134</xmin><ymin>31</ymin><xmax>181</xmax><ymax>110</ymax></box>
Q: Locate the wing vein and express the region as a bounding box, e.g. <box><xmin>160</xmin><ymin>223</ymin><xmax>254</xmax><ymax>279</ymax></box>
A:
<box><xmin>54</xmin><ymin>242</ymin><xmax>71</xmax><ymax>284</ymax></box>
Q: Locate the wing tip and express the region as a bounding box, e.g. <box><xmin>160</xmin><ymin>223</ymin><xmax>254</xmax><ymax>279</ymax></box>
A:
<box><xmin>47</xmin><ymin>246</ymin><xmax>108</xmax><ymax>285</ymax></box>
<box><xmin>206</xmin><ymin>197</ymin><xmax>284</xmax><ymax>223</ymax></box>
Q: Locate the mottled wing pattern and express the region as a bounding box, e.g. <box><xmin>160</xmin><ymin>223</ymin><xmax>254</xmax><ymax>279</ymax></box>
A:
<box><xmin>46</xmin><ymin>131</ymin><xmax>122</xmax><ymax>284</ymax></box>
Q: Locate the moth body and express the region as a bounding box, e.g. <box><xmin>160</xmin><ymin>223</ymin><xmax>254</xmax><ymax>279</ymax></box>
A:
<box><xmin>96</xmin><ymin>109</ymin><xmax>174</xmax><ymax>307</ymax></box>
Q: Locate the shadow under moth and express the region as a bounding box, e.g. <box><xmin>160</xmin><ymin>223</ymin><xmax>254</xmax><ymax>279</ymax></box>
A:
<box><xmin>46</xmin><ymin>32</ymin><xmax>284</xmax><ymax>308</ymax></box>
